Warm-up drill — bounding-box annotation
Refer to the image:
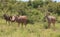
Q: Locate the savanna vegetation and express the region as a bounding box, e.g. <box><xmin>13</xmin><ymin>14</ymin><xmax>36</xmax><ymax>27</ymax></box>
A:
<box><xmin>0</xmin><ymin>0</ymin><xmax>60</xmax><ymax>37</ymax></box>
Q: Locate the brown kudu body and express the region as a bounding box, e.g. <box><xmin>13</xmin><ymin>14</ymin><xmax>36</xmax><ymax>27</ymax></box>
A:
<box><xmin>45</xmin><ymin>13</ymin><xmax>56</xmax><ymax>29</ymax></box>
<box><xmin>11</xmin><ymin>15</ymin><xmax>27</xmax><ymax>27</ymax></box>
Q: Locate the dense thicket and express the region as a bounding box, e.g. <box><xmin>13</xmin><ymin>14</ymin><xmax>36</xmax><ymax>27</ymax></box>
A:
<box><xmin>0</xmin><ymin>0</ymin><xmax>60</xmax><ymax>23</ymax></box>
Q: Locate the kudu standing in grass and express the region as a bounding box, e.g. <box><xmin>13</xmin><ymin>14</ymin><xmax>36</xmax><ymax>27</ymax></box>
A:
<box><xmin>3</xmin><ymin>14</ymin><xmax>12</xmax><ymax>25</ymax></box>
<box><xmin>11</xmin><ymin>15</ymin><xmax>27</xmax><ymax>27</ymax></box>
<box><xmin>44</xmin><ymin>12</ymin><xmax>56</xmax><ymax>29</ymax></box>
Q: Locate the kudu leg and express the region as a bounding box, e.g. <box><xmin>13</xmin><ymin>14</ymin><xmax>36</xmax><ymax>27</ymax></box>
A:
<box><xmin>6</xmin><ymin>20</ymin><xmax>7</xmax><ymax>24</ymax></box>
<box><xmin>48</xmin><ymin>22</ymin><xmax>51</xmax><ymax>29</ymax></box>
<box><xmin>18</xmin><ymin>23</ymin><xmax>20</xmax><ymax>27</ymax></box>
<box><xmin>24</xmin><ymin>22</ymin><xmax>27</xmax><ymax>28</ymax></box>
<box><xmin>52</xmin><ymin>21</ymin><xmax>55</xmax><ymax>30</ymax></box>
<box><xmin>8</xmin><ymin>21</ymin><xmax>11</xmax><ymax>26</ymax></box>
<box><xmin>21</xmin><ymin>22</ymin><xmax>23</xmax><ymax>28</ymax></box>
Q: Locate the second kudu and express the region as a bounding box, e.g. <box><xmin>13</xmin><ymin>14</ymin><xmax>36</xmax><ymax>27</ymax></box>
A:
<box><xmin>44</xmin><ymin>12</ymin><xmax>56</xmax><ymax>29</ymax></box>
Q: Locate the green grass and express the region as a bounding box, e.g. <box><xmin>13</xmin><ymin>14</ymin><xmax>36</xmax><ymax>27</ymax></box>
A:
<box><xmin>0</xmin><ymin>18</ymin><xmax>60</xmax><ymax>37</ymax></box>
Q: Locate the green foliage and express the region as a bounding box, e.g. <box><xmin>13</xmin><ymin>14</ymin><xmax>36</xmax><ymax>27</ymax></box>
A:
<box><xmin>28</xmin><ymin>0</ymin><xmax>44</xmax><ymax>8</ymax></box>
<box><xmin>0</xmin><ymin>0</ymin><xmax>60</xmax><ymax>23</ymax></box>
